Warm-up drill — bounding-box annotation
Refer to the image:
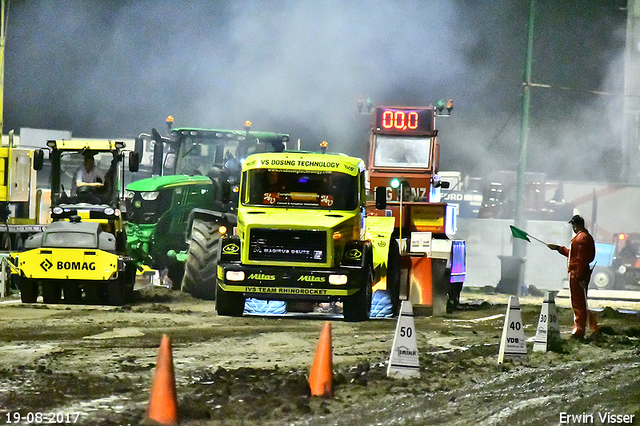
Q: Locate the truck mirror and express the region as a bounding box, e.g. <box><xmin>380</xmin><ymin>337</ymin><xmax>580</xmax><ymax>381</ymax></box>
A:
<box><xmin>440</xmin><ymin>181</ymin><xmax>450</xmax><ymax>189</ymax></box>
<box><xmin>134</xmin><ymin>137</ymin><xmax>144</xmax><ymax>158</ymax></box>
<box><xmin>129</xmin><ymin>151</ymin><xmax>140</xmax><ymax>172</ymax></box>
<box><xmin>375</xmin><ymin>186</ymin><xmax>387</xmax><ymax>210</ymax></box>
<box><xmin>33</xmin><ymin>149</ymin><xmax>44</xmax><ymax>171</ymax></box>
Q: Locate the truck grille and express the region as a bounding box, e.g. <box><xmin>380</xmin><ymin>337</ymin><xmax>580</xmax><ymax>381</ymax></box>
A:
<box><xmin>248</xmin><ymin>229</ymin><xmax>327</xmax><ymax>263</ymax></box>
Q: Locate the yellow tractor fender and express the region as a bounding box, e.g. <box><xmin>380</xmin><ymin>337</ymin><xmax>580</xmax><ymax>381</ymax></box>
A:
<box><xmin>364</xmin><ymin>216</ymin><xmax>395</xmax><ymax>291</ymax></box>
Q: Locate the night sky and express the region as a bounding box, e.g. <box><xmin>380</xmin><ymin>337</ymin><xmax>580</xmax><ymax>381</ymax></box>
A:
<box><xmin>2</xmin><ymin>0</ymin><xmax>628</xmax><ymax>182</ymax></box>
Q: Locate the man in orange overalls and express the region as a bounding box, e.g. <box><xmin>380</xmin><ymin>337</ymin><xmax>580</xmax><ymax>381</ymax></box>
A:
<box><xmin>548</xmin><ymin>215</ymin><xmax>599</xmax><ymax>339</ymax></box>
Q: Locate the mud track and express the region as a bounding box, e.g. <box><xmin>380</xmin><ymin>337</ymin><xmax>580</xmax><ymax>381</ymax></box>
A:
<box><xmin>0</xmin><ymin>288</ymin><xmax>638</xmax><ymax>425</ymax></box>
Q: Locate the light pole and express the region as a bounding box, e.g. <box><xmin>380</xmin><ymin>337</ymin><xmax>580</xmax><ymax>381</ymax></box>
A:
<box><xmin>512</xmin><ymin>0</ymin><xmax>536</xmax><ymax>293</ymax></box>
<box><xmin>0</xmin><ymin>0</ymin><xmax>6</xmax><ymax>136</ymax></box>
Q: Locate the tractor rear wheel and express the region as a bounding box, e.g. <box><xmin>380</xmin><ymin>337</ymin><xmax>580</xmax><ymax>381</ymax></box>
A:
<box><xmin>181</xmin><ymin>218</ymin><xmax>220</xmax><ymax>300</ymax></box>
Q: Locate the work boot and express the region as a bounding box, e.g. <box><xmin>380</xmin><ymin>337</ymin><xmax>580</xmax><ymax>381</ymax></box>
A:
<box><xmin>571</xmin><ymin>326</ymin><xmax>585</xmax><ymax>339</ymax></box>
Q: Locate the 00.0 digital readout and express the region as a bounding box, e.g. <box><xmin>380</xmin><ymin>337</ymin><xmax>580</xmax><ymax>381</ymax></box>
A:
<box><xmin>380</xmin><ymin>110</ymin><xmax>419</xmax><ymax>131</ymax></box>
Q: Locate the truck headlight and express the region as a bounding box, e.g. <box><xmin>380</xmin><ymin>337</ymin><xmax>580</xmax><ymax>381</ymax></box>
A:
<box><xmin>329</xmin><ymin>274</ymin><xmax>348</xmax><ymax>285</ymax></box>
<box><xmin>618</xmin><ymin>265</ymin><xmax>627</xmax><ymax>274</ymax></box>
<box><xmin>226</xmin><ymin>270</ymin><xmax>245</xmax><ymax>281</ymax></box>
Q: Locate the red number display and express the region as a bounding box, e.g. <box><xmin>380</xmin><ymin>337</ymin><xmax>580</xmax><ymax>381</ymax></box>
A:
<box><xmin>381</xmin><ymin>110</ymin><xmax>419</xmax><ymax>131</ymax></box>
<box><xmin>375</xmin><ymin>107</ymin><xmax>434</xmax><ymax>134</ymax></box>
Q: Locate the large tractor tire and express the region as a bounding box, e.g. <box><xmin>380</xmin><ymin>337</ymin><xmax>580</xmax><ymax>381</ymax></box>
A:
<box><xmin>343</xmin><ymin>258</ymin><xmax>374</xmax><ymax>322</ymax></box>
<box><xmin>215</xmin><ymin>286</ymin><xmax>245</xmax><ymax>317</ymax></box>
<box><xmin>181</xmin><ymin>218</ymin><xmax>220</xmax><ymax>300</ymax></box>
<box><xmin>20</xmin><ymin>277</ymin><xmax>38</xmax><ymax>303</ymax></box>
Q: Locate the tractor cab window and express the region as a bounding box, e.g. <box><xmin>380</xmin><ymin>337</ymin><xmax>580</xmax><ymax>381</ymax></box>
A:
<box><xmin>373</xmin><ymin>135</ymin><xmax>432</xmax><ymax>168</ymax></box>
<box><xmin>243</xmin><ymin>169</ymin><xmax>358</xmax><ymax>210</ymax></box>
<box><xmin>175</xmin><ymin>136</ymin><xmax>241</xmax><ymax>176</ymax></box>
<box><xmin>59</xmin><ymin>150</ymin><xmax>118</xmax><ymax>205</ymax></box>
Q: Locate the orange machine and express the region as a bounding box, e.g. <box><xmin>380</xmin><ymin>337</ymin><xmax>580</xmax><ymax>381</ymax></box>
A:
<box><xmin>366</xmin><ymin>105</ymin><xmax>465</xmax><ymax>315</ymax></box>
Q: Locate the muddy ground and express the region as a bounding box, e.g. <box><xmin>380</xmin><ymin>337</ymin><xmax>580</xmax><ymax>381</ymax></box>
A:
<box><xmin>0</xmin><ymin>287</ymin><xmax>638</xmax><ymax>426</ymax></box>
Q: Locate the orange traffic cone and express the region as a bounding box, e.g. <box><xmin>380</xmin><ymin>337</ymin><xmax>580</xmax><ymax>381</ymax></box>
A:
<box><xmin>308</xmin><ymin>321</ymin><xmax>333</xmax><ymax>397</ymax></box>
<box><xmin>145</xmin><ymin>334</ymin><xmax>179</xmax><ymax>425</ymax></box>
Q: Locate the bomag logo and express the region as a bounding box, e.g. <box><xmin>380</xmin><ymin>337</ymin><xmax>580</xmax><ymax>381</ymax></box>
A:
<box><xmin>247</xmin><ymin>273</ymin><xmax>276</xmax><ymax>280</ymax></box>
<box><xmin>222</xmin><ymin>244</ymin><xmax>240</xmax><ymax>254</ymax></box>
<box><xmin>297</xmin><ymin>275</ymin><xmax>326</xmax><ymax>282</ymax></box>
<box><xmin>40</xmin><ymin>259</ymin><xmax>53</xmax><ymax>272</ymax></box>
<box><xmin>57</xmin><ymin>261</ymin><xmax>96</xmax><ymax>271</ymax></box>
<box><xmin>345</xmin><ymin>249</ymin><xmax>362</xmax><ymax>260</ymax></box>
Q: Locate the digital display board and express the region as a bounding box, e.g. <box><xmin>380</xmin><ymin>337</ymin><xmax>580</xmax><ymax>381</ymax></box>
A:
<box><xmin>374</xmin><ymin>107</ymin><xmax>434</xmax><ymax>135</ymax></box>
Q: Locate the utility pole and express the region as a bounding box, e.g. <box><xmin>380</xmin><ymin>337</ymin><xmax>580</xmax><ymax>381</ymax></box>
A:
<box><xmin>0</xmin><ymin>0</ymin><xmax>6</xmax><ymax>137</ymax></box>
<box><xmin>623</xmin><ymin>0</ymin><xmax>640</xmax><ymax>183</ymax></box>
<box><xmin>513</xmin><ymin>0</ymin><xmax>536</xmax><ymax>262</ymax></box>
<box><xmin>0</xmin><ymin>0</ymin><xmax>9</xmax><ymax>138</ymax></box>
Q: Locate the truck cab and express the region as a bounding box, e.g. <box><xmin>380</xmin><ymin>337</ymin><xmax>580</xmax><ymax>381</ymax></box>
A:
<box><xmin>215</xmin><ymin>151</ymin><xmax>377</xmax><ymax>321</ymax></box>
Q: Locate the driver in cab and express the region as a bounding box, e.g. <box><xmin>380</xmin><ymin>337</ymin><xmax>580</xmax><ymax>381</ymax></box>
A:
<box><xmin>71</xmin><ymin>152</ymin><xmax>105</xmax><ymax>196</ymax></box>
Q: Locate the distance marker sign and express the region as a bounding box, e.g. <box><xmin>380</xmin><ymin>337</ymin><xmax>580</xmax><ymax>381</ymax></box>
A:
<box><xmin>498</xmin><ymin>296</ymin><xmax>527</xmax><ymax>364</ymax></box>
<box><xmin>387</xmin><ymin>300</ymin><xmax>420</xmax><ymax>378</ymax></box>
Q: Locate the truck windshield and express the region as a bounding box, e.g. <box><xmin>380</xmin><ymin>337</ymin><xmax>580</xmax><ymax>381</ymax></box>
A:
<box><xmin>373</xmin><ymin>135</ymin><xmax>432</xmax><ymax>168</ymax></box>
<box><xmin>242</xmin><ymin>169</ymin><xmax>358</xmax><ymax>210</ymax></box>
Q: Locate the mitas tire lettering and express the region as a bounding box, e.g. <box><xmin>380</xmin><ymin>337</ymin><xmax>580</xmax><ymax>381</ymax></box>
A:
<box><xmin>57</xmin><ymin>261</ymin><xmax>96</xmax><ymax>271</ymax></box>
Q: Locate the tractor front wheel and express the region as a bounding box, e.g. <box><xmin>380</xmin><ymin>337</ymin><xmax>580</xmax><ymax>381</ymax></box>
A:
<box><xmin>216</xmin><ymin>286</ymin><xmax>245</xmax><ymax>317</ymax></box>
<box><xmin>181</xmin><ymin>218</ymin><xmax>220</xmax><ymax>300</ymax></box>
<box><xmin>343</xmin><ymin>261</ymin><xmax>374</xmax><ymax>322</ymax></box>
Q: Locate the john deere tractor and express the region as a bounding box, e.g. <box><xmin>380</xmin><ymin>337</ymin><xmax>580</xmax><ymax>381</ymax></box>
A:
<box><xmin>10</xmin><ymin>139</ymin><xmax>140</xmax><ymax>305</ymax></box>
<box><xmin>124</xmin><ymin>174</ymin><xmax>215</xmax><ymax>288</ymax></box>
<box><xmin>127</xmin><ymin>119</ymin><xmax>289</xmax><ymax>298</ymax></box>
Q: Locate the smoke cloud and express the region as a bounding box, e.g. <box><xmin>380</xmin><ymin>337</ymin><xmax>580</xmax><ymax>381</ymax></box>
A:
<box><xmin>3</xmin><ymin>0</ymin><xmax>627</xmax><ymax>182</ymax></box>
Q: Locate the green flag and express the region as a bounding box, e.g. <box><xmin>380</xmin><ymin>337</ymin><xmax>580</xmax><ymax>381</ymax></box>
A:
<box><xmin>509</xmin><ymin>225</ymin><xmax>531</xmax><ymax>242</ymax></box>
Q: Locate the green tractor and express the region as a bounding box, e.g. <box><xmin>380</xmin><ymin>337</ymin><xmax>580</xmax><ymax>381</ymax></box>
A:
<box><xmin>126</xmin><ymin>119</ymin><xmax>289</xmax><ymax>297</ymax></box>
<box><xmin>124</xmin><ymin>174</ymin><xmax>214</xmax><ymax>288</ymax></box>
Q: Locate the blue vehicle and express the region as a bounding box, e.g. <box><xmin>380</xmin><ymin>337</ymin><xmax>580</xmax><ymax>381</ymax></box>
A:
<box><xmin>590</xmin><ymin>234</ymin><xmax>640</xmax><ymax>290</ymax></box>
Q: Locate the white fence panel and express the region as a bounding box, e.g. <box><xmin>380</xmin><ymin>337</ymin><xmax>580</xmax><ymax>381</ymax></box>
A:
<box><xmin>456</xmin><ymin>219</ymin><xmax>572</xmax><ymax>291</ymax></box>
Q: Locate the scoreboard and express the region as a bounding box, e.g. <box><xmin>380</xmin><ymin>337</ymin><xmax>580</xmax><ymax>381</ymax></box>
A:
<box><xmin>374</xmin><ymin>106</ymin><xmax>435</xmax><ymax>135</ymax></box>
